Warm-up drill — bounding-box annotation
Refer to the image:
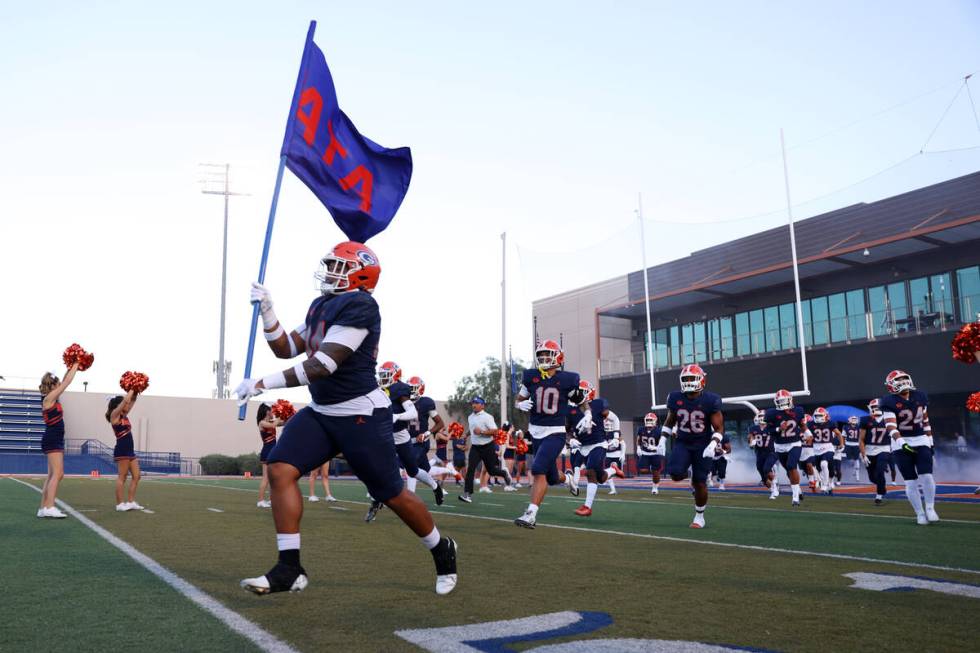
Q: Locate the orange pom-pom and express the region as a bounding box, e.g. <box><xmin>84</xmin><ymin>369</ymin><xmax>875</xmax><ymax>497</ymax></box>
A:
<box><xmin>63</xmin><ymin>343</ymin><xmax>93</xmax><ymax>369</ymax></box>
<box><xmin>494</xmin><ymin>429</ymin><xmax>509</xmax><ymax>445</ymax></box>
<box><xmin>967</xmin><ymin>392</ymin><xmax>980</xmax><ymax>413</ymax></box>
<box><xmin>120</xmin><ymin>371</ymin><xmax>149</xmax><ymax>394</ymax></box>
<box><xmin>447</xmin><ymin>421</ymin><xmax>464</xmax><ymax>438</ymax></box>
<box><xmin>271</xmin><ymin>399</ymin><xmax>296</xmax><ymax>421</ymax></box>
<box><xmin>951</xmin><ymin>322</ymin><xmax>980</xmax><ymax>364</ymax></box>
<box><xmin>516</xmin><ymin>438</ymin><xmax>529</xmax><ymax>455</ymax></box>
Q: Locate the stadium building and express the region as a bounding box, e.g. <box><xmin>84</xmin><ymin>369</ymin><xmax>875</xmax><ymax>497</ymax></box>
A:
<box><xmin>532</xmin><ymin>171</ymin><xmax>980</xmax><ymax>450</ymax></box>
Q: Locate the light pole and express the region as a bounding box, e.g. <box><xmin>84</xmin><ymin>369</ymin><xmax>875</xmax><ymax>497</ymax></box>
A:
<box><xmin>200</xmin><ymin>163</ymin><xmax>247</xmax><ymax>398</ymax></box>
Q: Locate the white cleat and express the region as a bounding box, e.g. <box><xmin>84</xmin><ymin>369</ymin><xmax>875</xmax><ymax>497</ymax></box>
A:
<box><xmin>690</xmin><ymin>512</ymin><xmax>706</xmax><ymax>529</ymax></box>
<box><xmin>925</xmin><ymin>507</ymin><xmax>940</xmax><ymax>523</ymax></box>
<box><xmin>128</xmin><ymin>502</ymin><xmax>145</xmax><ymax>511</ymax></box>
<box><xmin>651</xmin><ymin>487</ymin><xmax>659</xmax><ymax>495</ymax></box>
<box><xmin>503</xmin><ymin>485</ymin><xmax>517</xmax><ymax>492</ymax></box>
<box><xmin>257</xmin><ymin>500</ymin><xmax>272</xmax><ymax>508</ymax></box>
<box><xmin>38</xmin><ymin>506</ymin><xmax>67</xmax><ymax>519</ymax></box>
<box><xmin>718</xmin><ymin>483</ymin><xmax>726</xmax><ymax>491</ymax></box>
<box><xmin>116</xmin><ymin>503</ymin><xmax>131</xmax><ymax>512</ymax></box>
<box><xmin>240</xmin><ymin>570</ymin><xmax>308</xmax><ymax>595</ymax></box>
<box><xmin>916</xmin><ymin>514</ymin><xmax>929</xmax><ymax>526</ymax></box>
<box><xmin>433</xmin><ymin>538</ymin><xmax>458</xmax><ymax>595</ymax></box>
<box><xmin>608</xmin><ymin>489</ymin><xmax>617</xmax><ymax>495</ymax></box>
<box><xmin>478</xmin><ymin>486</ymin><xmax>493</xmax><ymax>494</ymax></box>
<box><xmin>308</xmin><ymin>495</ymin><xmax>320</xmax><ymax>502</ymax></box>
<box><xmin>565</xmin><ymin>474</ymin><xmax>580</xmax><ymax>497</ymax></box>
<box><xmin>514</xmin><ymin>509</ymin><xmax>537</xmax><ymax>529</ymax></box>
<box><xmin>325</xmin><ymin>495</ymin><xmax>337</xmax><ymax>502</ymax></box>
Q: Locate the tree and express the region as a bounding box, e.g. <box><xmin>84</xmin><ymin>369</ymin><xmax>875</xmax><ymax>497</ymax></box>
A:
<box><xmin>447</xmin><ymin>356</ymin><xmax>530</xmax><ymax>430</ymax></box>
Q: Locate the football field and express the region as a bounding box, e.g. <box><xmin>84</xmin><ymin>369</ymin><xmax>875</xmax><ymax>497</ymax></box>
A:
<box><xmin>4</xmin><ymin>475</ymin><xmax>980</xmax><ymax>652</ymax></box>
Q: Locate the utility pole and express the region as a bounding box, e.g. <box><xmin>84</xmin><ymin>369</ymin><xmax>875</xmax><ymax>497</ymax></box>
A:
<box><xmin>200</xmin><ymin>163</ymin><xmax>248</xmax><ymax>399</ymax></box>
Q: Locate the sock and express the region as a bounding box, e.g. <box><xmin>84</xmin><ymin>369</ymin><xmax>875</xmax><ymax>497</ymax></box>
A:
<box><xmin>820</xmin><ymin>463</ymin><xmax>829</xmax><ymax>488</ymax></box>
<box><xmin>429</xmin><ymin>465</ymin><xmax>450</xmax><ymax>476</ymax></box>
<box><xmin>695</xmin><ymin>504</ymin><xmax>706</xmax><ymax>514</ymax></box>
<box><xmin>791</xmin><ymin>484</ymin><xmax>801</xmax><ymax>501</ymax></box>
<box><xmin>277</xmin><ymin>533</ymin><xmax>300</xmax><ymax>566</ymax></box>
<box><xmin>526</xmin><ymin>503</ymin><xmax>539</xmax><ymax>516</ymax></box>
<box><xmin>406</xmin><ymin>477</ymin><xmax>418</xmax><ymax>493</ymax></box>
<box><xmin>420</xmin><ymin>527</ymin><xmax>441</xmax><ymax>550</ymax></box>
<box><xmin>572</xmin><ymin>467</ymin><xmax>581</xmax><ymax>486</ymax></box>
<box><xmin>652</xmin><ymin>481</ymin><xmax>659</xmax><ymax>489</ymax></box>
<box><xmin>905</xmin><ymin>480</ymin><xmax>925</xmax><ymax>515</ymax></box>
<box><xmin>920</xmin><ymin>474</ymin><xmax>936</xmax><ymax>508</ymax></box>
<box><xmin>607</xmin><ymin>478</ymin><xmax>616</xmax><ymax>492</ymax></box>
<box><xmin>585</xmin><ymin>482</ymin><xmax>598</xmax><ymax>508</ymax></box>
<box><xmin>415</xmin><ymin>469</ymin><xmax>438</xmax><ymax>490</ymax></box>
<box><xmin>503</xmin><ymin>468</ymin><xmax>514</xmax><ymax>486</ymax></box>
<box><xmin>875</xmin><ymin>494</ymin><xmax>883</xmax><ymax>500</ymax></box>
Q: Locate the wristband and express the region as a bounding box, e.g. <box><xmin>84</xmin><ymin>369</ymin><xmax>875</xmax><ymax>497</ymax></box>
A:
<box><xmin>260</xmin><ymin>307</ymin><xmax>278</xmax><ymax>330</ymax></box>
<box><xmin>260</xmin><ymin>371</ymin><xmax>287</xmax><ymax>390</ymax></box>
<box><xmin>711</xmin><ymin>432</ymin><xmax>723</xmax><ymax>442</ymax></box>
<box><xmin>264</xmin><ymin>324</ymin><xmax>285</xmax><ymax>341</ymax></box>
<box><xmin>313</xmin><ymin>351</ymin><xmax>338</xmax><ymax>374</ymax></box>
<box><xmin>292</xmin><ymin>362</ymin><xmax>309</xmax><ymax>386</ymax></box>
<box><xmin>287</xmin><ymin>335</ymin><xmax>299</xmax><ymax>357</ymax></box>
<box><xmin>661</xmin><ymin>426</ymin><xmax>675</xmax><ymax>437</ymax></box>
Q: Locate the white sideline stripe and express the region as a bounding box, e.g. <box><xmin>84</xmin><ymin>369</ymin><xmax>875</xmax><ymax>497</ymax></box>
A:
<box><xmin>329</xmin><ymin>506</ymin><xmax>349</xmax><ymax>511</ymax></box>
<box><xmin>142</xmin><ymin>509</ymin><xmax>155</xmax><ymax>514</ymax></box>
<box><xmin>148</xmin><ymin>479</ymin><xmax>980</xmax><ymax>576</ymax></box>
<box><xmin>208</xmin><ymin>507</ymin><xmax>225</xmax><ymax>513</ymax></box>
<box><xmin>8</xmin><ymin>478</ymin><xmax>299</xmax><ymax>653</ymax></box>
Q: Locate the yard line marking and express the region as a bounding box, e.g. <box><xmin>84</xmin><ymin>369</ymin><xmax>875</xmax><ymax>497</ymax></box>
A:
<box><xmin>8</xmin><ymin>478</ymin><xmax>299</xmax><ymax>653</ymax></box>
<box><xmin>329</xmin><ymin>506</ymin><xmax>349</xmax><ymax>511</ymax></box>
<box><xmin>151</xmin><ymin>480</ymin><xmax>980</xmax><ymax>575</ymax></box>
<box><xmin>481</xmin><ymin>503</ymin><xmax>504</xmax><ymax>507</ymax></box>
<box><xmin>208</xmin><ymin>508</ymin><xmax>225</xmax><ymax>513</ymax></box>
<box><xmin>78</xmin><ymin>509</ymin><xmax>97</xmax><ymax>512</ymax></box>
<box><xmin>141</xmin><ymin>509</ymin><xmax>155</xmax><ymax>514</ymax></box>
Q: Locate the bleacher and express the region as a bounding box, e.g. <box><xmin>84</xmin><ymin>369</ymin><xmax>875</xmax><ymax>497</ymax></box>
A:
<box><xmin>0</xmin><ymin>388</ymin><xmax>183</xmax><ymax>474</ymax></box>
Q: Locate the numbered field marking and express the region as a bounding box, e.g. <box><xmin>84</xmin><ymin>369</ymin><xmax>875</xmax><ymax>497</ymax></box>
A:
<box><xmin>844</xmin><ymin>572</ymin><xmax>980</xmax><ymax>599</ymax></box>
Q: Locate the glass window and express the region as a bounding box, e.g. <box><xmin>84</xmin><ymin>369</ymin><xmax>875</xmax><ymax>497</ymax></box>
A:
<box><xmin>720</xmin><ymin>316</ymin><xmax>734</xmax><ymax>359</ymax></box>
<box><xmin>735</xmin><ymin>313</ymin><xmax>750</xmax><ymax>356</ymax></box>
<box><xmin>653</xmin><ymin>328</ymin><xmax>669</xmax><ymax>368</ymax></box>
<box><xmin>708</xmin><ymin>319</ymin><xmax>720</xmax><ymax>361</ymax></box>
<box><xmin>800</xmin><ymin>299</ymin><xmax>812</xmax><ymax>347</ymax></box>
<box><xmin>779</xmin><ymin>303</ymin><xmax>797</xmax><ymax>349</ymax></box>
<box><xmin>828</xmin><ymin>293</ymin><xmax>847</xmax><ymax>342</ymax></box>
<box><xmin>693</xmin><ymin>321</ymin><xmax>707</xmax><ymax>362</ymax></box>
<box><xmin>764</xmin><ymin>306</ymin><xmax>780</xmax><ymax>352</ymax></box>
<box><xmin>930</xmin><ymin>273</ymin><xmax>953</xmax><ymax>320</ymax></box>
<box><xmin>811</xmin><ymin>296</ymin><xmax>829</xmax><ymax>345</ymax></box>
<box><xmin>749</xmin><ymin>309</ymin><xmax>764</xmax><ymax>354</ymax></box>
<box><xmin>957</xmin><ymin>266</ymin><xmax>980</xmax><ymax>322</ymax></box>
<box><xmin>909</xmin><ymin>277</ymin><xmax>930</xmax><ymax>314</ymax></box>
<box><xmin>681</xmin><ymin>324</ymin><xmax>694</xmax><ymax>364</ymax></box>
<box><xmin>669</xmin><ymin>325</ymin><xmax>680</xmax><ymax>366</ymax></box>
<box><xmin>868</xmin><ymin>285</ymin><xmax>889</xmax><ymax>336</ymax></box>
<box><xmin>846</xmin><ymin>289</ymin><xmax>867</xmax><ymax>340</ymax></box>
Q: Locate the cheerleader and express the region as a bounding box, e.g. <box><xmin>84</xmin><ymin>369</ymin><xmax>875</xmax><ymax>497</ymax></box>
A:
<box><xmin>107</xmin><ymin>389</ymin><xmax>142</xmax><ymax>511</ymax></box>
<box><xmin>308</xmin><ymin>462</ymin><xmax>336</xmax><ymax>503</ymax></box>
<box><xmin>256</xmin><ymin>403</ymin><xmax>282</xmax><ymax>508</ymax></box>
<box><xmin>37</xmin><ymin>363</ymin><xmax>80</xmax><ymax>518</ymax></box>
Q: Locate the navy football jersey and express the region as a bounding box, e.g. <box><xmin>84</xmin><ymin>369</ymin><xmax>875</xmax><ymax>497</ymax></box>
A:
<box><xmin>521</xmin><ymin>368</ymin><xmax>581</xmax><ymax>427</ymax></box>
<box><xmin>409</xmin><ymin>396</ymin><xmax>437</xmax><ymax>438</ymax></box>
<box><xmin>748</xmin><ymin>424</ymin><xmax>772</xmax><ymax>450</ymax></box>
<box><xmin>879</xmin><ymin>390</ymin><xmax>929</xmax><ymax>439</ymax></box>
<box><xmin>666</xmin><ymin>390</ymin><xmax>723</xmax><ymax>446</ymax></box>
<box><xmin>811</xmin><ymin>421</ymin><xmax>839</xmax><ymax>445</ymax></box>
<box><xmin>842</xmin><ymin>424</ymin><xmax>860</xmax><ymax>445</ymax></box>
<box><xmin>764</xmin><ymin>406</ymin><xmax>807</xmax><ymax>446</ymax></box>
<box><xmin>387</xmin><ymin>381</ymin><xmax>413</xmax><ymax>432</ymax></box>
<box><xmin>577</xmin><ymin>398</ymin><xmax>608</xmax><ymax>447</ymax></box>
<box><xmin>303</xmin><ymin>291</ymin><xmax>381</xmax><ymax>406</ymax></box>
<box><xmin>859</xmin><ymin>415</ymin><xmax>890</xmax><ymax>447</ymax></box>
<box><xmin>636</xmin><ymin>426</ymin><xmax>662</xmax><ymax>453</ymax></box>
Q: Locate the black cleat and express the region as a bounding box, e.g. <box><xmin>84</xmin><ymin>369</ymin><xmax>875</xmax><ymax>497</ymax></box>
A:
<box><xmin>434</xmin><ymin>483</ymin><xmax>445</xmax><ymax>506</ymax></box>
<box><xmin>431</xmin><ymin>537</ymin><xmax>458</xmax><ymax>595</ymax></box>
<box><xmin>458</xmin><ymin>493</ymin><xmax>472</xmax><ymax>503</ymax></box>
<box><xmin>874</xmin><ymin>497</ymin><xmax>883</xmax><ymax>506</ymax></box>
<box><xmin>241</xmin><ymin>562</ymin><xmax>308</xmax><ymax>595</ymax></box>
<box><xmin>365</xmin><ymin>500</ymin><xmax>384</xmax><ymax>522</ymax></box>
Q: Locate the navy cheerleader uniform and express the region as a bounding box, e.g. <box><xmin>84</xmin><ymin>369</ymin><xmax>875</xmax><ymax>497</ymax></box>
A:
<box><xmin>112</xmin><ymin>417</ymin><xmax>136</xmax><ymax>461</ymax></box>
<box><xmin>41</xmin><ymin>401</ymin><xmax>65</xmax><ymax>453</ymax></box>
<box><xmin>259</xmin><ymin>425</ymin><xmax>277</xmax><ymax>463</ymax></box>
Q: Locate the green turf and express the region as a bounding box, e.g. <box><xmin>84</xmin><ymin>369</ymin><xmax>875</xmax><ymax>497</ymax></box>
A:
<box><xmin>0</xmin><ymin>478</ymin><xmax>260</xmax><ymax>653</ymax></box>
<box><xmin>5</xmin><ymin>476</ymin><xmax>980</xmax><ymax>652</ymax></box>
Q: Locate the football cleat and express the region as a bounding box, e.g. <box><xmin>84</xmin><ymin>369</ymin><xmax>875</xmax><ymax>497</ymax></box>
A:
<box><xmin>916</xmin><ymin>514</ymin><xmax>929</xmax><ymax>526</ymax></box>
<box><xmin>514</xmin><ymin>509</ymin><xmax>537</xmax><ymax>529</ymax></box>
<box><xmin>792</xmin><ymin>501</ymin><xmax>800</xmax><ymax>507</ymax></box>
<box><xmin>925</xmin><ymin>507</ymin><xmax>940</xmax><ymax>522</ymax></box>
<box><xmin>690</xmin><ymin>513</ymin><xmax>706</xmax><ymax>528</ymax></box>
<box><xmin>458</xmin><ymin>493</ymin><xmax>472</xmax><ymax>503</ymax></box>
<box><xmin>241</xmin><ymin>562</ymin><xmax>308</xmax><ymax>595</ymax></box>
<box><xmin>364</xmin><ymin>500</ymin><xmax>383</xmax><ymax>523</ymax></box>
<box><xmin>609</xmin><ymin>463</ymin><xmax>625</xmax><ymax>479</ymax></box>
<box><xmin>874</xmin><ymin>497</ymin><xmax>883</xmax><ymax>506</ymax></box>
<box><xmin>574</xmin><ymin>505</ymin><xmax>592</xmax><ymax>517</ymax></box>
<box><xmin>431</xmin><ymin>537</ymin><xmax>458</xmax><ymax>595</ymax></box>
<box><xmin>608</xmin><ymin>489</ymin><xmax>618</xmax><ymax>495</ymax></box>
<box><xmin>718</xmin><ymin>482</ymin><xmax>726</xmax><ymax>491</ymax></box>
<box><xmin>565</xmin><ymin>474</ymin><xmax>580</xmax><ymax>496</ymax></box>
<box><xmin>434</xmin><ymin>483</ymin><xmax>445</xmax><ymax>506</ymax></box>
<box><xmin>651</xmin><ymin>487</ymin><xmax>659</xmax><ymax>495</ymax></box>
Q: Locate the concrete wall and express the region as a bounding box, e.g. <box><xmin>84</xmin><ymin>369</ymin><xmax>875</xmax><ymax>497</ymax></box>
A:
<box><xmin>58</xmin><ymin>392</ymin><xmax>449</xmax><ymax>459</ymax></box>
<box><xmin>531</xmin><ymin>275</ymin><xmax>629</xmax><ymax>383</ymax></box>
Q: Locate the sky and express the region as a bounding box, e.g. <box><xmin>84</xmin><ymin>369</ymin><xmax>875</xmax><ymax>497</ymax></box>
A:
<box><xmin>2</xmin><ymin>1</ymin><xmax>979</xmax><ymax>403</ymax></box>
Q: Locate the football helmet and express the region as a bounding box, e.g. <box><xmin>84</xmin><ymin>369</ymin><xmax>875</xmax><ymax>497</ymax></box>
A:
<box><xmin>753</xmin><ymin>413</ymin><xmax>767</xmax><ymax>427</ymax></box>
<box><xmin>378</xmin><ymin>361</ymin><xmax>401</xmax><ymax>388</ymax></box>
<box><xmin>408</xmin><ymin>376</ymin><xmax>425</xmax><ymax>401</ymax></box>
<box><xmin>679</xmin><ymin>364</ymin><xmax>706</xmax><ymax>393</ymax></box>
<box><xmin>774</xmin><ymin>389</ymin><xmax>793</xmax><ymax>410</ymax></box>
<box><xmin>535</xmin><ymin>340</ymin><xmax>564</xmax><ymax>370</ymax></box>
<box><xmin>848</xmin><ymin>415</ymin><xmax>859</xmax><ymax>426</ymax></box>
<box><xmin>867</xmin><ymin>398</ymin><xmax>882</xmax><ymax>418</ymax></box>
<box><xmin>315</xmin><ymin>241</ymin><xmax>381</xmax><ymax>295</ymax></box>
<box><xmin>644</xmin><ymin>412</ymin><xmax>658</xmax><ymax>428</ymax></box>
<box><xmin>885</xmin><ymin>370</ymin><xmax>914</xmax><ymax>394</ymax></box>
<box><xmin>813</xmin><ymin>407</ymin><xmax>830</xmax><ymax>424</ymax></box>
<box><xmin>579</xmin><ymin>379</ymin><xmax>596</xmax><ymax>402</ymax></box>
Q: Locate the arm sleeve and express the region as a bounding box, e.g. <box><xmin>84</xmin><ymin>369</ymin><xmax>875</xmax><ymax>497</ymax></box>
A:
<box><xmin>322</xmin><ymin>324</ymin><xmax>369</xmax><ymax>350</ymax></box>
<box><xmin>395</xmin><ymin>400</ymin><xmax>417</xmax><ymax>423</ymax></box>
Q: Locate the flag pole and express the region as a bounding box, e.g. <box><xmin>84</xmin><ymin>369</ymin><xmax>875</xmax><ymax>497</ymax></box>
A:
<box><xmin>637</xmin><ymin>193</ymin><xmax>657</xmax><ymax>409</ymax></box>
<box><xmin>238</xmin><ymin>156</ymin><xmax>288</xmax><ymax>420</ymax></box>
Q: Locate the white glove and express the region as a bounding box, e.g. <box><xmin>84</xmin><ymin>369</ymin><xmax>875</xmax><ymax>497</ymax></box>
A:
<box><xmin>250</xmin><ymin>282</ymin><xmax>274</xmax><ymax>312</ymax></box>
<box><xmin>703</xmin><ymin>439</ymin><xmax>720</xmax><ymax>459</ymax></box>
<box><xmin>860</xmin><ymin>453</ymin><xmax>870</xmax><ymax>466</ymax></box>
<box><xmin>234</xmin><ymin>378</ymin><xmax>263</xmax><ymax>406</ymax></box>
<box><xmin>606</xmin><ymin>437</ymin><xmax>621</xmax><ymax>451</ymax></box>
<box><xmin>569</xmin><ymin>438</ymin><xmax>582</xmax><ymax>449</ymax></box>
<box><xmin>516</xmin><ymin>399</ymin><xmax>534</xmax><ymax>412</ymax></box>
<box><xmin>575</xmin><ymin>414</ymin><xmax>593</xmax><ymax>433</ymax></box>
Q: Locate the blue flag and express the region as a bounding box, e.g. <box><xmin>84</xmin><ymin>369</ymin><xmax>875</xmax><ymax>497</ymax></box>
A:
<box><xmin>281</xmin><ymin>22</ymin><xmax>412</xmax><ymax>243</ymax></box>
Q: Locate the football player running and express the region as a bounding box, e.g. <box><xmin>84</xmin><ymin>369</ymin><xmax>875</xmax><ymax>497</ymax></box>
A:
<box><xmin>708</xmin><ymin>431</ymin><xmax>732</xmax><ymax>491</ymax></box>
<box><xmin>366</xmin><ymin>362</ymin><xmax>445</xmax><ymax>521</ymax></box>
<box><xmin>748</xmin><ymin>413</ymin><xmax>778</xmax><ymax>499</ymax></box>
<box><xmin>513</xmin><ymin>340</ymin><xmax>588</xmax><ymax>529</ymax></box>
<box><xmin>636</xmin><ymin>413</ymin><xmax>665</xmax><ymax>494</ymax></box>
<box><xmin>810</xmin><ymin>407</ymin><xmax>844</xmax><ymax>494</ymax></box>
<box><xmin>236</xmin><ymin>242</ymin><xmax>457</xmax><ymax>596</ymax></box>
<box><xmin>572</xmin><ymin>381</ymin><xmax>625</xmax><ymax>517</ymax></box>
<box><xmin>765</xmin><ymin>389</ymin><xmax>812</xmax><ymax>506</ymax></box>
<box><xmin>662</xmin><ymin>364</ymin><xmax>724</xmax><ymax>528</ymax></box>
<box><xmin>879</xmin><ymin>370</ymin><xmax>938</xmax><ymax>524</ymax></box>
<box><xmin>859</xmin><ymin>398</ymin><xmax>891</xmax><ymax>506</ymax></box>
<box><xmin>603</xmin><ymin>407</ymin><xmax>625</xmax><ymax>494</ymax></box>
<box><xmin>842</xmin><ymin>415</ymin><xmax>862</xmax><ymax>481</ymax></box>
<box><xmin>408</xmin><ymin>376</ymin><xmax>447</xmax><ymax>484</ymax></box>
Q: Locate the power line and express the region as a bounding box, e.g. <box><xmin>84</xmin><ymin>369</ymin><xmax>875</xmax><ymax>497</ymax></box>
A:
<box><xmin>919</xmin><ymin>79</ymin><xmax>967</xmax><ymax>152</ymax></box>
